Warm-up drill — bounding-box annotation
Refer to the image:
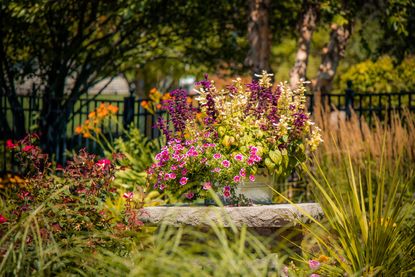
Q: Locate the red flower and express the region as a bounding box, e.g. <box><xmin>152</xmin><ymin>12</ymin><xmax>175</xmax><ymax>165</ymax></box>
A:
<box><xmin>0</xmin><ymin>214</ymin><xmax>7</xmax><ymax>224</ymax></box>
<box><xmin>6</xmin><ymin>139</ymin><xmax>16</xmax><ymax>149</ymax></box>
<box><xmin>22</xmin><ymin>145</ymin><xmax>35</xmax><ymax>152</ymax></box>
<box><xmin>96</xmin><ymin>159</ymin><xmax>111</xmax><ymax>170</ymax></box>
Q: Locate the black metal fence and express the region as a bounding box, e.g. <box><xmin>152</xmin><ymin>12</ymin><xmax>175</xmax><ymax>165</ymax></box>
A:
<box><xmin>1</xmin><ymin>94</ymin><xmax>169</xmax><ymax>173</ymax></box>
<box><xmin>2</xmin><ymin>90</ymin><xmax>415</xmax><ymax>173</ymax></box>
<box><xmin>309</xmin><ymin>91</ymin><xmax>415</xmax><ymax>125</ymax></box>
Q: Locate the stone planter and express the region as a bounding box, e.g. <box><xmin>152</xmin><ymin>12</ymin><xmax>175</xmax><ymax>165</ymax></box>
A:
<box><xmin>235</xmin><ymin>170</ymin><xmax>274</xmax><ymax>204</ymax></box>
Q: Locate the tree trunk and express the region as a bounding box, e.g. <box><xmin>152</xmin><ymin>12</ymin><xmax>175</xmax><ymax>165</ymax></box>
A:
<box><xmin>39</xmin><ymin>93</ymin><xmax>67</xmax><ymax>164</ymax></box>
<box><xmin>289</xmin><ymin>1</ymin><xmax>318</xmax><ymax>89</ymax></box>
<box><xmin>0</xmin><ymin>37</ymin><xmax>26</xmax><ymax>138</ymax></box>
<box><xmin>245</xmin><ymin>0</ymin><xmax>273</xmax><ymax>78</ymax></box>
<box><xmin>314</xmin><ymin>23</ymin><xmax>352</xmax><ymax>94</ymax></box>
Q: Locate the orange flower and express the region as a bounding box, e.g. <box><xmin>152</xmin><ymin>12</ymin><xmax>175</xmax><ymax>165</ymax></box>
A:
<box><xmin>83</xmin><ymin>132</ymin><xmax>91</xmax><ymax>138</ymax></box>
<box><xmin>141</xmin><ymin>101</ymin><xmax>149</xmax><ymax>108</ymax></box>
<box><xmin>318</xmin><ymin>255</ymin><xmax>329</xmax><ymax>263</ymax></box>
<box><xmin>186</xmin><ymin>97</ymin><xmax>193</xmax><ymax>104</ymax></box>
<box><xmin>97</xmin><ymin>109</ymin><xmax>108</xmax><ymax>118</ymax></box>
<box><xmin>108</xmin><ymin>104</ymin><xmax>118</xmax><ymax>114</ymax></box>
<box><xmin>75</xmin><ymin>126</ymin><xmax>83</xmax><ymax>134</ymax></box>
<box><xmin>150</xmin><ymin>88</ymin><xmax>158</xmax><ymax>94</ymax></box>
<box><xmin>156</xmin><ymin>104</ymin><xmax>162</xmax><ymax>109</ymax></box>
<box><xmin>196</xmin><ymin>112</ymin><xmax>203</xmax><ymax>120</ymax></box>
<box><xmin>88</xmin><ymin>111</ymin><xmax>96</xmax><ymax>119</ymax></box>
<box><xmin>161</xmin><ymin>93</ymin><xmax>171</xmax><ymax>101</ymax></box>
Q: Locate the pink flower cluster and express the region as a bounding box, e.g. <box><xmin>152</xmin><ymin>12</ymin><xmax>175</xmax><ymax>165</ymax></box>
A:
<box><xmin>149</xmin><ymin>140</ymin><xmax>205</xmax><ymax>196</ymax></box>
<box><xmin>247</xmin><ymin>146</ymin><xmax>262</xmax><ymax>165</ymax></box>
<box><xmin>148</xmin><ymin>139</ymin><xmax>263</xmax><ymax>201</ymax></box>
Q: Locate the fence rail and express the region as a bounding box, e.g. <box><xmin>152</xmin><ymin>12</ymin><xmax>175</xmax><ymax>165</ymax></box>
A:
<box><xmin>2</xmin><ymin>90</ymin><xmax>415</xmax><ymax>173</ymax></box>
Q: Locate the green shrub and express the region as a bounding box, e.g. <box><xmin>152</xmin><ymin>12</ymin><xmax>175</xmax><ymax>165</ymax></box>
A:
<box><xmin>112</xmin><ymin>126</ymin><xmax>163</xmax><ymax>189</ymax></box>
<box><xmin>341</xmin><ymin>55</ymin><xmax>415</xmax><ymax>93</ymax></box>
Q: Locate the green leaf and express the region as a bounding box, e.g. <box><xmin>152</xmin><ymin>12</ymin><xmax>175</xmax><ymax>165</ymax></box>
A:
<box><xmin>264</xmin><ymin>158</ymin><xmax>275</xmax><ymax>171</ymax></box>
<box><xmin>269</xmin><ymin>149</ymin><xmax>282</xmax><ymax>165</ymax></box>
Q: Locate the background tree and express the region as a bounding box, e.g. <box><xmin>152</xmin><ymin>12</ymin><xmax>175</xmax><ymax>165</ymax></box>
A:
<box><xmin>289</xmin><ymin>0</ymin><xmax>320</xmax><ymax>89</ymax></box>
<box><xmin>0</xmin><ymin>0</ymin><xmax>247</xmax><ymax>159</ymax></box>
<box><xmin>245</xmin><ymin>0</ymin><xmax>273</xmax><ymax>77</ymax></box>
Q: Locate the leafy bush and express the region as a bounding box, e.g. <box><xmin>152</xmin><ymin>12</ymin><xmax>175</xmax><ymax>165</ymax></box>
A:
<box><xmin>341</xmin><ymin>55</ymin><xmax>415</xmax><ymax>93</ymax></box>
<box><xmin>113</xmin><ymin>126</ymin><xmax>163</xmax><ymax>189</ymax></box>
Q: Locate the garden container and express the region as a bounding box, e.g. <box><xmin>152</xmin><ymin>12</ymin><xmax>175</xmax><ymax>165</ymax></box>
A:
<box><xmin>235</xmin><ymin>169</ymin><xmax>274</xmax><ymax>204</ymax></box>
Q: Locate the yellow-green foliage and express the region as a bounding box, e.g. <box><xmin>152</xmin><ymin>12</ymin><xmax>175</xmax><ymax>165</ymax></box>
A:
<box><xmin>397</xmin><ymin>56</ymin><xmax>415</xmax><ymax>91</ymax></box>
<box><xmin>341</xmin><ymin>55</ymin><xmax>415</xmax><ymax>93</ymax></box>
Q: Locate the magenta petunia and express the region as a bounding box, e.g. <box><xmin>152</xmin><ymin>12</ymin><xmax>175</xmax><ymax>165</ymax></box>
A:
<box><xmin>211</xmin><ymin>167</ymin><xmax>221</xmax><ymax>173</ymax></box>
<box><xmin>213</xmin><ymin>153</ymin><xmax>221</xmax><ymax>159</ymax></box>
<box><xmin>239</xmin><ymin>168</ymin><xmax>246</xmax><ymax>177</ymax></box>
<box><xmin>233</xmin><ymin>175</ymin><xmax>241</xmax><ymax>182</ymax></box>
<box><xmin>223</xmin><ymin>190</ymin><xmax>231</xmax><ymax>198</ymax></box>
<box><xmin>253</xmin><ymin>155</ymin><xmax>262</xmax><ymax>162</ymax></box>
<box><xmin>234</xmin><ymin>154</ymin><xmax>244</xmax><ymax>161</ymax></box>
<box><xmin>249</xmin><ymin>146</ymin><xmax>258</xmax><ymax>154</ymax></box>
<box><xmin>155</xmin><ymin>153</ymin><xmax>162</xmax><ymax>161</ymax></box>
<box><xmin>179</xmin><ymin>177</ymin><xmax>188</xmax><ymax>185</ymax></box>
<box><xmin>185</xmin><ymin>191</ymin><xmax>195</xmax><ymax>199</ymax></box>
<box><xmin>308</xmin><ymin>260</ymin><xmax>321</xmax><ymax>270</ymax></box>
<box><xmin>222</xmin><ymin>160</ymin><xmax>230</xmax><ymax>168</ymax></box>
<box><xmin>202</xmin><ymin>182</ymin><xmax>212</xmax><ymax>190</ymax></box>
<box><xmin>249</xmin><ymin>175</ymin><xmax>255</xmax><ymax>182</ymax></box>
<box><xmin>168</xmin><ymin>173</ymin><xmax>177</xmax><ymax>179</ymax></box>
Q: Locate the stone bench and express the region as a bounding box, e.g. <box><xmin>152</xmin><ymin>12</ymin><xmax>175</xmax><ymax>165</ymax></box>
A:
<box><xmin>140</xmin><ymin>203</ymin><xmax>323</xmax><ymax>252</ymax></box>
<box><xmin>140</xmin><ymin>203</ymin><xmax>323</xmax><ymax>227</ymax></box>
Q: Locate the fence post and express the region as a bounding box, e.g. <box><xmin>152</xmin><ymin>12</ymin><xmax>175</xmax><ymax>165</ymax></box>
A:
<box><xmin>123</xmin><ymin>93</ymin><xmax>135</xmax><ymax>129</ymax></box>
<box><xmin>345</xmin><ymin>80</ymin><xmax>354</xmax><ymax>120</ymax></box>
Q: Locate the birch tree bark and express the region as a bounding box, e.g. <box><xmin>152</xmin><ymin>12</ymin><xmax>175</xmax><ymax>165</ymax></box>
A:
<box><xmin>314</xmin><ymin>22</ymin><xmax>352</xmax><ymax>94</ymax></box>
<box><xmin>245</xmin><ymin>0</ymin><xmax>272</xmax><ymax>78</ymax></box>
<box><xmin>289</xmin><ymin>1</ymin><xmax>318</xmax><ymax>89</ymax></box>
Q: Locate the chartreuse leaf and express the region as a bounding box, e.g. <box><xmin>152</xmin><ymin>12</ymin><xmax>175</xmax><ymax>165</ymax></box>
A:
<box><xmin>269</xmin><ymin>149</ymin><xmax>282</xmax><ymax>165</ymax></box>
<box><xmin>264</xmin><ymin>158</ymin><xmax>275</xmax><ymax>171</ymax></box>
